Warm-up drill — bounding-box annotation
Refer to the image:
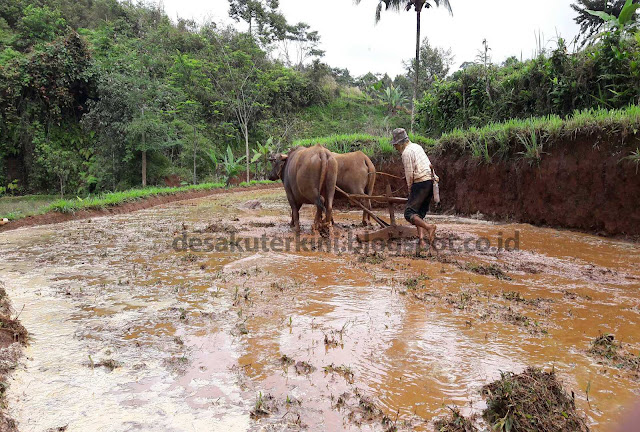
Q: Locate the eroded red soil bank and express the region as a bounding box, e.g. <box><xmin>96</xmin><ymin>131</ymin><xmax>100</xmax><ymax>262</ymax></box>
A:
<box><xmin>365</xmin><ymin>134</ymin><xmax>640</xmax><ymax>237</ymax></box>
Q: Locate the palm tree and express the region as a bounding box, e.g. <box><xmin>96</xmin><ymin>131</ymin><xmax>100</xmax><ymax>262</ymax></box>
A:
<box><xmin>357</xmin><ymin>0</ymin><xmax>453</xmax><ymax>131</ymax></box>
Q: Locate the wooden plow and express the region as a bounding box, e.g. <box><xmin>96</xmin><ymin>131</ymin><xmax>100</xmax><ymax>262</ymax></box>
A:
<box><xmin>335</xmin><ymin>181</ymin><xmax>418</xmax><ymax>243</ymax></box>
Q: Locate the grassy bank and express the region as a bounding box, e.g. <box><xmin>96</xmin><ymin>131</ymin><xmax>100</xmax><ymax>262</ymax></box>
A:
<box><xmin>296</xmin><ymin>105</ymin><xmax>640</xmax><ymax>166</ymax></box>
<box><xmin>435</xmin><ymin>105</ymin><xmax>640</xmax><ymax>163</ymax></box>
<box><xmin>0</xmin><ymin>180</ymin><xmax>276</xmax><ymax>220</ymax></box>
<box><xmin>0</xmin><ymin>195</ymin><xmax>59</xmax><ymax>221</ymax></box>
<box><xmin>293</xmin><ymin>132</ymin><xmax>435</xmax><ymax>158</ymax></box>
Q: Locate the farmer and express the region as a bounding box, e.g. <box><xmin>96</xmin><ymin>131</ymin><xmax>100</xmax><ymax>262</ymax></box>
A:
<box><xmin>391</xmin><ymin>128</ymin><xmax>437</xmax><ymax>253</ymax></box>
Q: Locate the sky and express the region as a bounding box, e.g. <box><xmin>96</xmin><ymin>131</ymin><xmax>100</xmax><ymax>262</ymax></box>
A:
<box><xmin>158</xmin><ymin>0</ymin><xmax>583</xmax><ymax>78</ymax></box>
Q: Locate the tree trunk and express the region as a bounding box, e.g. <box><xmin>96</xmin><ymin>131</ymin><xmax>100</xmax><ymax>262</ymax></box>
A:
<box><xmin>141</xmin><ymin>106</ymin><xmax>147</xmax><ymax>187</ymax></box>
<box><xmin>193</xmin><ymin>126</ymin><xmax>197</xmax><ymax>185</ymax></box>
<box><xmin>142</xmin><ymin>150</ymin><xmax>147</xmax><ymax>187</ymax></box>
<box><xmin>244</xmin><ymin>123</ymin><xmax>250</xmax><ymax>182</ymax></box>
<box><xmin>411</xmin><ymin>8</ymin><xmax>421</xmax><ymax>134</ymax></box>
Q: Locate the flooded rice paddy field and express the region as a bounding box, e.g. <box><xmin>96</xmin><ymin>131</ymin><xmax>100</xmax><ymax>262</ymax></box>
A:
<box><xmin>0</xmin><ymin>188</ymin><xmax>639</xmax><ymax>431</ymax></box>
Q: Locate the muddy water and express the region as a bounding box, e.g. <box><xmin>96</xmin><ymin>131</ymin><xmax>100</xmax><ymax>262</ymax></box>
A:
<box><xmin>0</xmin><ymin>188</ymin><xmax>639</xmax><ymax>431</ymax></box>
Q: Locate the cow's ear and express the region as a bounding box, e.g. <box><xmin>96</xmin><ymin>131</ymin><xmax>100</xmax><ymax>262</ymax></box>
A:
<box><xmin>280</xmin><ymin>154</ymin><xmax>288</xmax><ymax>161</ymax></box>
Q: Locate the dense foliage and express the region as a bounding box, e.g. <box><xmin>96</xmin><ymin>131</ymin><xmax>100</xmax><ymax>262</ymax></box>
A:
<box><xmin>0</xmin><ymin>0</ymin><xmax>336</xmax><ymax>195</ymax></box>
<box><xmin>416</xmin><ymin>10</ymin><xmax>640</xmax><ymax>136</ymax></box>
<box><xmin>3</xmin><ymin>0</ymin><xmax>640</xmax><ymax>196</ymax></box>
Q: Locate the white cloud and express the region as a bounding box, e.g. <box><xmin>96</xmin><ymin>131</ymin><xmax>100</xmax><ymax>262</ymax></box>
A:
<box><xmin>158</xmin><ymin>0</ymin><xmax>582</xmax><ymax>78</ymax></box>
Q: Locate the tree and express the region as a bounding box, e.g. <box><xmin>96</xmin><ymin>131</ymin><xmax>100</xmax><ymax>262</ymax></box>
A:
<box><xmin>356</xmin><ymin>0</ymin><xmax>453</xmax><ymax>131</ymax></box>
<box><xmin>281</xmin><ymin>22</ymin><xmax>325</xmax><ymax>70</ymax></box>
<box><xmin>14</xmin><ymin>5</ymin><xmax>67</xmax><ymax>50</ymax></box>
<box><xmin>403</xmin><ymin>37</ymin><xmax>453</xmax><ymax>96</ymax></box>
<box><xmin>213</xmin><ymin>34</ymin><xmax>269</xmax><ymax>182</ymax></box>
<box><xmin>228</xmin><ymin>0</ymin><xmax>282</xmax><ymax>40</ymax></box>
<box><xmin>571</xmin><ymin>0</ymin><xmax>639</xmax><ymax>44</ymax></box>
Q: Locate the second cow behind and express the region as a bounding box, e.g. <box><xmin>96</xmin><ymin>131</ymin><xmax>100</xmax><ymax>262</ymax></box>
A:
<box><xmin>332</xmin><ymin>151</ymin><xmax>376</xmax><ymax>226</ymax></box>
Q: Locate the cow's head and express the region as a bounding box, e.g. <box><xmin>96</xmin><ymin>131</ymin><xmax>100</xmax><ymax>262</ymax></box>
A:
<box><xmin>268</xmin><ymin>153</ymin><xmax>288</xmax><ymax>181</ymax></box>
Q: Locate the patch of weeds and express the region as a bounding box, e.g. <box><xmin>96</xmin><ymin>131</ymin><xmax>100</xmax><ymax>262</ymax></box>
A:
<box><xmin>412</xmin><ymin>291</ymin><xmax>441</xmax><ymax>302</ymax></box>
<box><xmin>196</xmin><ymin>222</ymin><xmax>238</xmax><ymax>234</ymax></box>
<box><xmin>445</xmin><ymin>288</ymin><xmax>480</xmax><ymax>311</ymax></box>
<box><xmin>280</xmin><ymin>354</ymin><xmax>295</xmax><ymax>367</ymax></box>
<box><xmin>464</xmin><ymin>263</ymin><xmax>511</xmax><ymax>280</ymax></box>
<box><xmin>0</xmin><ymin>314</ymin><xmax>28</xmax><ymax>346</ymax></box>
<box><xmin>249</xmin><ymin>221</ymin><xmax>275</xmax><ymax>228</ymax></box>
<box><xmin>433</xmin><ymin>407</ymin><xmax>477</xmax><ymax>432</ymax></box>
<box><xmin>588</xmin><ymin>333</ymin><xmax>640</xmax><ymax>374</ymax></box>
<box><xmin>333</xmin><ymin>391</ymin><xmax>350</xmax><ymax>410</ymax></box>
<box><xmin>86</xmin><ymin>355</ymin><xmax>122</xmax><ymax>371</ymax></box>
<box><xmin>358</xmin><ymin>251</ymin><xmax>386</xmax><ymax>265</ymax></box>
<box><xmin>163</xmin><ymin>355</ymin><xmax>189</xmax><ymax>373</ymax></box>
<box><xmin>323</xmin><ymin>363</ymin><xmax>355</xmax><ymax>384</ymax></box>
<box><xmin>294</xmin><ymin>360</ymin><xmax>315</xmax><ymax>375</ymax></box>
<box><xmin>502</xmin><ymin>291</ymin><xmax>525</xmax><ymax>302</ymax></box>
<box><xmin>285</xmin><ymin>394</ymin><xmax>301</xmax><ymax>406</ymax></box>
<box><xmin>482</xmin><ymin>367</ymin><xmax>589</xmax><ymax>432</ymax></box>
<box><xmin>181</xmin><ymin>253</ymin><xmax>198</xmax><ymax>263</ymax></box>
<box><xmin>501</xmin><ymin>308</ymin><xmax>547</xmax><ymax>334</ymax></box>
<box><xmin>270</xmin><ymin>281</ymin><xmax>289</xmax><ymax>291</ymax></box>
<box><xmin>562</xmin><ymin>290</ymin><xmax>592</xmax><ymax>301</ymax></box>
<box><xmin>324</xmin><ymin>333</ymin><xmax>340</xmax><ymax>348</ymax></box>
<box><xmin>346</xmin><ymin>388</ymin><xmax>387</xmax><ymax>426</ymax></box>
<box><xmin>236</xmin><ymin>322</ymin><xmax>249</xmax><ymax>335</ymax></box>
<box><xmin>250</xmin><ymin>392</ymin><xmax>277</xmax><ymax>419</ymax></box>
<box><xmin>402</xmin><ymin>278</ymin><xmax>419</xmax><ymax>290</ymax></box>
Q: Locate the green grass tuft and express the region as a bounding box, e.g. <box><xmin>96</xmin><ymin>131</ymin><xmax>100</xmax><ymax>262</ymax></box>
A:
<box><xmin>1</xmin><ymin>180</ymin><xmax>277</xmax><ymax>220</ymax></box>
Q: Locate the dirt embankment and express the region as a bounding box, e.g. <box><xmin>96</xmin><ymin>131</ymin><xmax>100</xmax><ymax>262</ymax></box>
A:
<box><xmin>366</xmin><ymin>134</ymin><xmax>640</xmax><ymax>237</ymax></box>
<box><xmin>0</xmin><ymin>183</ymin><xmax>279</xmax><ymax>233</ymax></box>
<box><xmin>0</xmin><ymin>284</ymin><xmax>27</xmax><ymax>432</ymax></box>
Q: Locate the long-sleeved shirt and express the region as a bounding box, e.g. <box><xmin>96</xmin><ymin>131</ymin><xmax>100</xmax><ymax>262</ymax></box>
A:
<box><xmin>401</xmin><ymin>142</ymin><xmax>432</xmax><ymax>188</ymax></box>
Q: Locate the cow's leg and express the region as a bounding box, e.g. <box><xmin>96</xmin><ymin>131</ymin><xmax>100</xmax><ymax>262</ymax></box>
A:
<box><xmin>363</xmin><ymin>191</ymin><xmax>372</xmax><ymax>227</ymax></box>
<box><xmin>292</xmin><ymin>203</ymin><xmax>302</xmax><ymax>233</ymax></box>
<box><xmin>324</xmin><ymin>159</ymin><xmax>338</xmax><ymax>236</ymax></box>
<box><xmin>313</xmin><ymin>198</ymin><xmax>324</xmax><ymax>232</ymax></box>
<box><xmin>285</xmin><ymin>192</ymin><xmax>301</xmax><ymax>232</ymax></box>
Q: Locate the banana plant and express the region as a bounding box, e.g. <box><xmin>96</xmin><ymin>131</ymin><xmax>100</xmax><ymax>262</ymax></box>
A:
<box><xmin>587</xmin><ymin>0</ymin><xmax>640</xmax><ymax>36</ymax></box>
<box><xmin>379</xmin><ymin>85</ymin><xmax>407</xmax><ymax>115</ymax></box>
<box><xmin>251</xmin><ymin>137</ymin><xmax>275</xmax><ymax>179</ymax></box>
<box><xmin>207</xmin><ymin>148</ymin><xmax>220</xmax><ymax>181</ymax></box>
<box><xmin>222</xmin><ymin>146</ymin><xmax>246</xmax><ymax>186</ymax></box>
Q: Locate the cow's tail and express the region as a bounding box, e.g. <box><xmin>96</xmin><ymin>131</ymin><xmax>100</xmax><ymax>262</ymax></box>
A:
<box><xmin>316</xmin><ymin>152</ymin><xmax>328</xmax><ymax>213</ymax></box>
<box><xmin>365</xmin><ymin>157</ymin><xmax>376</xmax><ymax>196</ymax></box>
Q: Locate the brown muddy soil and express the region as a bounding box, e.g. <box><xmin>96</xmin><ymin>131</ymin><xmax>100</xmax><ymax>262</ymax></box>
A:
<box><xmin>0</xmin><ymin>187</ymin><xmax>639</xmax><ymax>431</ymax></box>
<box><xmin>367</xmin><ymin>134</ymin><xmax>640</xmax><ymax>237</ymax></box>
<box><xmin>0</xmin><ymin>183</ymin><xmax>278</xmax><ymax>234</ymax></box>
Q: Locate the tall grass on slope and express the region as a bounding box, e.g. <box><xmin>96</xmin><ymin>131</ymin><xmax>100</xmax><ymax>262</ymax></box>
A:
<box><xmin>435</xmin><ymin>105</ymin><xmax>640</xmax><ymax>163</ymax></box>
<box><xmin>293</xmin><ymin>133</ymin><xmax>436</xmax><ymax>158</ymax></box>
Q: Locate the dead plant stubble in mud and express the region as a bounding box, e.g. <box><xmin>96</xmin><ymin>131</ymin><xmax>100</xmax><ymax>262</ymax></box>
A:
<box><xmin>482</xmin><ymin>367</ymin><xmax>589</xmax><ymax>432</ymax></box>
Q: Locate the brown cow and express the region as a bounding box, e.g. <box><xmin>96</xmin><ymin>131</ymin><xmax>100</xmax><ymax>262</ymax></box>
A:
<box><xmin>268</xmin><ymin>145</ymin><xmax>338</xmax><ymax>233</ymax></box>
<box><xmin>332</xmin><ymin>151</ymin><xmax>376</xmax><ymax>225</ymax></box>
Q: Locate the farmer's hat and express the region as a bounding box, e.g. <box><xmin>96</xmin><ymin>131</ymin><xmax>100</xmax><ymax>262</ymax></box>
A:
<box><xmin>391</xmin><ymin>128</ymin><xmax>409</xmax><ymax>146</ymax></box>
